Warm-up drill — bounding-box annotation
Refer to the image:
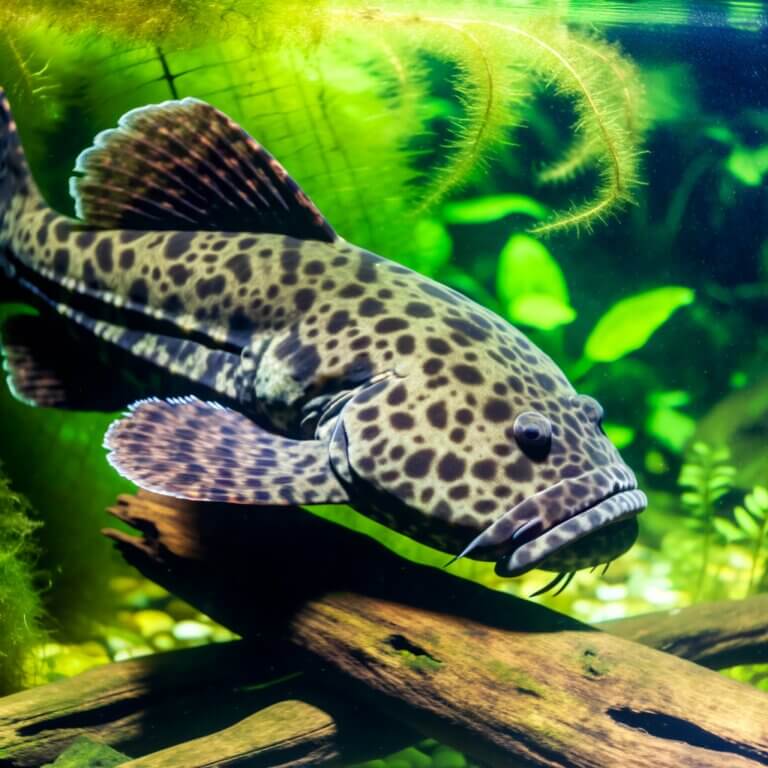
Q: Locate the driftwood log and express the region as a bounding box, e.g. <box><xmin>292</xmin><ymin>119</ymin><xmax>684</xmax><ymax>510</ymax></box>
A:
<box><xmin>1</xmin><ymin>493</ymin><xmax>767</xmax><ymax>767</ymax></box>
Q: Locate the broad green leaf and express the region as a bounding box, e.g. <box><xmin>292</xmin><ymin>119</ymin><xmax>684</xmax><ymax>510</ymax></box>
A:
<box><xmin>681</xmin><ymin>491</ymin><xmax>702</xmax><ymax>507</ymax></box>
<box><xmin>497</xmin><ymin>235</ymin><xmax>576</xmax><ymax>330</ymax></box>
<box><xmin>508</xmin><ymin>294</ymin><xmax>577</xmax><ymax>330</ymax></box>
<box><xmin>647</xmin><ymin>389</ymin><xmax>691</xmax><ymax>409</ymax></box>
<box><xmin>725</xmin><ymin>145</ymin><xmax>768</xmax><ymax>187</ymax></box>
<box><xmin>734</xmin><ymin>505</ymin><xmax>761</xmax><ymax>537</ymax></box>
<box><xmin>713</xmin><ymin>517</ymin><xmax>743</xmax><ymax>542</ymax></box>
<box><xmin>584</xmin><ymin>286</ymin><xmax>695</xmax><ymax>363</ymax></box>
<box><xmin>443</xmin><ymin>195</ymin><xmax>549</xmax><ymax>224</ymax></box>
<box><xmin>411</xmin><ymin>218</ymin><xmax>452</xmax><ymax>276</ymax></box>
<box><xmin>751</xmin><ymin>485</ymin><xmax>768</xmax><ymax>511</ymax></box>
<box><xmin>745</xmin><ymin>492</ymin><xmax>768</xmax><ymax>519</ymax></box>
<box><xmin>602</xmin><ymin>422</ymin><xmax>635</xmax><ymax>449</ymax></box>
<box><xmin>647</xmin><ymin>406</ymin><xmax>696</xmax><ymax>453</ymax></box>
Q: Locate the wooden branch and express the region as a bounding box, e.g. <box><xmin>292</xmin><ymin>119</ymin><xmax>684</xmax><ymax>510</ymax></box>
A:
<box><xmin>123</xmin><ymin>700</ymin><xmax>338</xmax><ymax>768</ymax></box>
<box><xmin>603</xmin><ymin>594</ymin><xmax>768</xmax><ymax>669</ymax></box>
<box><xmin>100</xmin><ymin>493</ymin><xmax>768</xmax><ymax>768</ymax></box>
<box><xmin>0</xmin><ymin>639</ymin><xmax>413</xmax><ymax>767</ymax></box>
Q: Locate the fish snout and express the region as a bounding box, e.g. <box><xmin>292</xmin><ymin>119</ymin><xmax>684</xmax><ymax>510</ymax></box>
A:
<box><xmin>452</xmin><ymin>462</ymin><xmax>645</xmax><ymax>575</ymax></box>
<box><xmin>496</xmin><ymin>463</ymin><xmax>646</xmax><ymax>576</ymax></box>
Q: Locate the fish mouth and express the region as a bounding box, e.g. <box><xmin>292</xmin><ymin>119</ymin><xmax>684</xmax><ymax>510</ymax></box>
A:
<box><xmin>454</xmin><ymin>464</ymin><xmax>646</xmax><ymax>576</ymax></box>
<box><xmin>495</xmin><ymin>486</ymin><xmax>647</xmax><ymax>577</ymax></box>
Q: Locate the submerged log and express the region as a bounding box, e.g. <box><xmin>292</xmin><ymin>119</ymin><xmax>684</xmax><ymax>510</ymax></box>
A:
<box><xmin>2</xmin><ymin>493</ymin><xmax>766</xmax><ymax>766</ymax></box>
<box><xmin>602</xmin><ymin>594</ymin><xmax>768</xmax><ymax>669</ymax></box>
<box><xmin>101</xmin><ymin>493</ymin><xmax>768</xmax><ymax>768</ymax></box>
<box><xmin>0</xmin><ymin>639</ymin><xmax>413</xmax><ymax>767</ymax></box>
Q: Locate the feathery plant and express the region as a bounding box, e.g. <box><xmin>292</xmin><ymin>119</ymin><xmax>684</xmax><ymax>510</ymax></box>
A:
<box><xmin>0</xmin><ymin>0</ymin><xmax>647</xmax><ymax>251</ymax></box>
<box><xmin>715</xmin><ymin>485</ymin><xmax>768</xmax><ymax>596</ymax></box>
<box><xmin>0</xmin><ymin>466</ymin><xmax>46</xmax><ymax>694</ymax></box>
<box><xmin>678</xmin><ymin>442</ymin><xmax>736</xmax><ymax>601</ymax></box>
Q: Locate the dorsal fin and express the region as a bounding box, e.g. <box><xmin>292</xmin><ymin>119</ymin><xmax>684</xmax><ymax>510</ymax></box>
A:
<box><xmin>69</xmin><ymin>98</ymin><xmax>336</xmax><ymax>243</ymax></box>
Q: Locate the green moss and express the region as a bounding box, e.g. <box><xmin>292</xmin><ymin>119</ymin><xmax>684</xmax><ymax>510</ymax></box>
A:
<box><xmin>485</xmin><ymin>660</ymin><xmax>544</xmax><ymax>696</ymax></box>
<box><xmin>0</xmin><ymin>465</ymin><xmax>46</xmax><ymax>693</ymax></box>
<box><xmin>41</xmin><ymin>736</ymin><xmax>128</xmax><ymax>767</ymax></box>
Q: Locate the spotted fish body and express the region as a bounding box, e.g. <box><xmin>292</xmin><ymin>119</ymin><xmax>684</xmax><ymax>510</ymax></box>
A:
<box><xmin>0</xmin><ymin>91</ymin><xmax>646</xmax><ymax>579</ymax></box>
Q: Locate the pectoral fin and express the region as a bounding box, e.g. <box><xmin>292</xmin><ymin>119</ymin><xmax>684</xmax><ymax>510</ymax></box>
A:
<box><xmin>104</xmin><ymin>396</ymin><xmax>349</xmax><ymax>505</ymax></box>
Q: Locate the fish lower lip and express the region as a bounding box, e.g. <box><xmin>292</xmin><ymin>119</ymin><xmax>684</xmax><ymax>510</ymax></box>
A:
<box><xmin>497</xmin><ymin>488</ymin><xmax>647</xmax><ymax>577</ymax></box>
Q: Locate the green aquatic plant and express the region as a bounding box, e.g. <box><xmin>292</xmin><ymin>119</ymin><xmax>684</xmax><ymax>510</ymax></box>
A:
<box><xmin>0</xmin><ymin>465</ymin><xmax>46</xmax><ymax>694</ymax></box>
<box><xmin>1</xmin><ymin>1</ymin><xmax>647</xmax><ymax>241</ymax></box>
<box><xmin>678</xmin><ymin>442</ymin><xmax>736</xmax><ymax>600</ymax></box>
<box><xmin>714</xmin><ymin>485</ymin><xmax>768</xmax><ymax>596</ymax></box>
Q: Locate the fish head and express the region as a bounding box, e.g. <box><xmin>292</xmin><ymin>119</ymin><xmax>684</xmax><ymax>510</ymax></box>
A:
<box><xmin>452</xmin><ymin>364</ymin><xmax>646</xmax><ymax>578</ymax></box>
<box><xmin>338</xmin><ymin>336</ymin><xmax>645</xmax><ymax>579</ymax></box>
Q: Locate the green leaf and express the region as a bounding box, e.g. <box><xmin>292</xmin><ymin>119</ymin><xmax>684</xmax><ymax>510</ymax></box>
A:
<box><xmin>681</xmin><ymin>491</ymin><xmax>702</xmax><ymax>507</ymax></box>
<box><xmin>584</xmin><ymin>286</ymin><xmax>695</xmax><ymax>363</ymax></box>
<box><xmin>443</xmin><ymin>195</ymin><xmax>549</xmax><ymax>224</ymax></box>
<box><xmin>713</xmin><ymin>517</ymin><xmax>743</xmax><ymax>543</ymax></box>
<box><xmin>734</xmin><ymin>505</ymin><xmax>761</xmax><ymax>537</ymax></box>
<box><xmin>725</xmin><ymin>145</ymin><xmax>768</xmax><ymax>187</ymax></box>
<box><xmin>508</xmin><ymin>294</ymin><xmax>577</xmax><ymax>331</ymax></box>
<box><xmin>744</xmin><ymin>492</ymin><xmax>768</xmax><ymax>519</ymax></box>
<box><xmin>497</xmin><ymin>235</ymin><xmax>576</xmax><ymax>330</ymax></box>
<box><xmin>647</xmin><ymin>389</ymin><xmax>691</xmax><ymax>409</ymax></box>
<box><xmin>602</xmin><ymin>422</ymin><xmax>635</xmax><ymax>449</ymax></box>
<box><xmin>410</xmin><ymin>218</ymin><xmax>452</xmax><ymax>276</ymax></box>
<box><xmin>647</xmin><ymin>407</ymin><xmax>696</xmax><ymax>454</ymax></box>
<box><xmin>751</xmin><ymin>486</ymin><xmax>768</xmax><ymax>511</ymax></box>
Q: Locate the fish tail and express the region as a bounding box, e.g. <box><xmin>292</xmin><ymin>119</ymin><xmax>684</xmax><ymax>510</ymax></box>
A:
<box><xmin>0</xmin><ymin>88</ymin><xmax>45</xmax><ymax>296</ymax></box>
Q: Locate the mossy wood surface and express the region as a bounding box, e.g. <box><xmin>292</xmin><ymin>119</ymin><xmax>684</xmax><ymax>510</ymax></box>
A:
<box><xmin>3</xmin><ymin>493</ymin><xmax>765</xmax><ymax>767</ymax></box>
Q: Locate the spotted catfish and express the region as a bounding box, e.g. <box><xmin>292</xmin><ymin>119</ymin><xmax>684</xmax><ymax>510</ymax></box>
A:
<box><xmin>0</xmin><ymin>91</ymin><xmax>646</xmax><ymax>583</ymax></box>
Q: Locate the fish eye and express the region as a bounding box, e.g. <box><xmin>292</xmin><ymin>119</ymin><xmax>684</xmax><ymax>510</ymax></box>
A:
<box><xmin>513</xmin><ymin>411</ymin><xmax>552</xmax><ymax>460</ymax></box>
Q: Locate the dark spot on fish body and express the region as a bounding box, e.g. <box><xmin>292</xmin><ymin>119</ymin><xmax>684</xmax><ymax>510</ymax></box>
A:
<box><xmin>423</xmin><ymin>358</ymin><xmax>443</xmax><ymax>375</ymax></box>
<box><xmin>396</xmin><ymin>335</ymin><xmax>415</xmax><ymax>355</ymax></box>
<box><xmin>445</xmin><ymin>317</ymin><xmax>488</xmax><ymax>341</ymax></box>
<box><xmin>82</xmin><ymin>260</ymin><xmax>104</xmax><ymax>290</ymax></box>
<box><xmin>196</xmin><ymin>275</ymin><xmax>226</xmax><ymax>299</ymax></box>
<box><xmin>427</xmin><ymin>338</ymin><xmax>451</xmax><ymax>355</ymax></box>
<box><xmin>339</xmin><ymin>283</ymin><xmax>365</xmax><ymax>299</ymax></box>
<box><xmin>452</xmin><ymin>365</ymin><xmax>484</xmax><ymax>385</ymax></box>
<box><xmin>472</xmin><ymin>459</ymin><xmax>497</xmax><ymax>480</ymax></box>
<box><xmin>328</xmin><ymin>310</ymin><xmax>351</xmax><ymax>334</ymax></box>
<box><xmin>448</xmin><ymin>484</ymin><xmax>469</xmax><ymax>500</ymax></box>
<box><xmin>375</xmin><ymin>317</ymin><xmax>408</xmax><ymax>334</ymax></box>
<box><xmin>304</xmin><ymin>260</ymin><xmax>325</xmax><ymax>275</ymax></box>
<box><xmin>426</xmin><ymin>401</ymin><xmax>447</xmax><ymax>428</ymax></box>
<box><xmin>356</xmin><ymin>251</ymin><xmax>378</xmax><ymax>283</ymax></box>
<box><xmin>405</xmin><ymin>301</ymin><xmax>434</xmax><ymax>318</ymax></box>
<box><xmin>484</xmin><ymin>399</ymin><xmax>512</xmax><ymax>423</ymax></box>
<box><xmin>52</xmin><ymin>248</ymin><xmax>69</xmax><ymax>275</ymax></box>
<box><xmin>224</xmin><ymin>253</ymin><xmax>253</xmax><ymax>284</ymax></box>
<box><xmin>359</xmin><ymin>298</ymin><xmax>385</xmax><ymax>317</ymax></box>
<box><xmin>168</xmin><ymin>264</ymin><xmax>192</xmax><ymax>286</ymax></box>
<box><xmin>166</xmin><ymin>232</ymin><xmax>194</xmax><ymax>260</ymax></box>
<box><xmin>391</xmin><ymin>412</ymin><xmax>415</xmax><ymax>430</ymax></box>
<box><xmin>293</xmin><ymin>345</ymin><xmax>322</xmax><ymax>380</ymax></box>
<box><xmin>281</xmin><ymin>249</ymin><xmax>301</xmax><ymax>272</ymax></box>
<box><xmin>129</xmin><ymin>278</ymin><xmax>149</xmax><ymax>305</ymax></box>
<box><xmin>162</xmin><ymin>294</ymin><xmax>184</xmax><ymax>314</ymax></box>
<box><xmin>120</xmin><ymin>249</ymin><xmax>136</xmax><ymax>269</ymax></box>
<box><xmin>95</xmin><ymin>239</ymin><xmax>113</xmax><ymax>272</ymax></box>
<box><xmin>438</xmin><ymin>452</ymin><xmax>465</xmax><ymax>481</ymax></box>
<box><xmin>294</xmin><ymin>288</ymin><xmax>316</xmax><ymax>312</ymax></box>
